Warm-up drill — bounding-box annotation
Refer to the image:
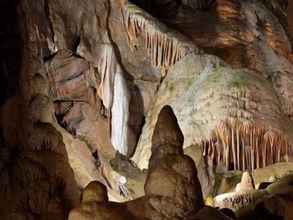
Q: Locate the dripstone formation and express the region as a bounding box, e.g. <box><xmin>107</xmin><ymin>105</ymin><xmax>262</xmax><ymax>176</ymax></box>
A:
<box><xmin>69</xmin><ymin>105</ymin><xmax>213</xmax><ymax>220</ymax></box>
<box><xmin>0</xmin><ymin>0</ymin><xmax>293</xmax><ymax>219</ymax></box>
<box><xmin>145</xmin><ymin>106</ymin><xmax>204</xmax><ymax>219</ymax></box>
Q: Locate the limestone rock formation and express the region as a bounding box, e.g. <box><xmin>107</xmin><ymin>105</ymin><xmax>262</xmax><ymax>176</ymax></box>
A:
<box><xmin>131</xmin><ymin>0</ymin><xmax>293</xmax><ymax>176</ymax></box>
<box><xmin>145</xmin><ymin>106</ymin><xmax>204</xmax><ymax>219</ymax></box>
<box><xmin>68</xmin><ymin>181</ymin><xmax>137</xmax><ymax>220</ymax></box>
<box><xmin>0</xmin><ymin>0</ymin><xmax>293</xmax><ymax>219</ymax></box>
<box><xmin>69</xmin><ymin>105</ymin><xmax>205</xmax><ymax>220</ymax></box>
<box><xmin>214</xmin><ymin>174</ymin><xmax>293</xmax><ymax>218</ymax></box>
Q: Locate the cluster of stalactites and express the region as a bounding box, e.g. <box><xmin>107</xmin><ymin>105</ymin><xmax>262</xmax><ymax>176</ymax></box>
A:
<box><xmin>202</xmin><ymin>120</ymin><xmax>292</xmax><ymax>171</ymax></box>
<box><xmin>125</xmin><ymin>5</ymin><xmax>191</xmax><ymax>74</ymax></box>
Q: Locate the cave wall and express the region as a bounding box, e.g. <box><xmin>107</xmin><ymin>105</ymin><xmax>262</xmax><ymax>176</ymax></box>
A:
<box><xmin>0</xmin><ymin>0</ymin><xmax>293</xmax><ymax>219</ymax></box>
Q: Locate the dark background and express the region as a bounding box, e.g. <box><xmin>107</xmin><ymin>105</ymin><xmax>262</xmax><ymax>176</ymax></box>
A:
<box><xmin>0</xmin><ymin>0</ymin><xmax>21</xmax><ymax>105</ymax></box>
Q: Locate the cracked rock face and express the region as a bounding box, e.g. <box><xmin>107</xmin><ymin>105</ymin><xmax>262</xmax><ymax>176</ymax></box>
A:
<box><xmin>0</xmin><ymin>0</ymin><xmax>293</xmax><ymax>219</ymax></box>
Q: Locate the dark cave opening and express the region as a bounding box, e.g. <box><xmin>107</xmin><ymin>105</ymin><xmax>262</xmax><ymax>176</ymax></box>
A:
<box><xmin>128</xmin><ymin>0</ymin><xmax>216</xmax><ymax>18</ymax></box>
<box><xmin>0</xmin><ymin>0</ymin><xmax>22</xmax><ymax>106</ymax></box>
<box><xmin>128</xmin><ymin>0</ymin><xmax>182</xmax><ymax>19</ymax></box>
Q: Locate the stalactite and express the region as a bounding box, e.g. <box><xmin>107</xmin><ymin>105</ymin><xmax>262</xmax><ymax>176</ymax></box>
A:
<box><xmin>125</xmin><ymin>3</ymin><xmax>194</xmax><ymax>74</ymax></box>
<box><xmin>250</xmin><ymin>131</ymin><xmax>254</xmax><ymax>171</ymax></box>
<box><xmin>202</xmin><ymin>119</ymin><xmax>293</xmax><ymax>171</ymax></box>
<box><xmin>111</xmin><ymin>70</ymin><xmax>130</xmax><ymax>156</ymax></box>
<box><xmin>96</xmin><ymin>46</ymin><xmax>117</xmax><ymax>110</ymax></box>
<box><xmin>216</xmin><ymin>140</ymin><xmax>221</xmax><ymax>165</ymax></box>
<box><xmin>232</xmin><ymin>128</ymin><xmax>236</xmax><ymax>170</ymax></box>
<box><xmin>263</xmin><ymin>142</ymin><xmax>267</xmax><ymax>168</ymax></box>
<box><xmin>225</xmin><ymin>138</ymin><xmax>229</xmax><ymax>170</ymax></box>
<box><xmin>256</xmin><ymin>136</ymin><xmax>260</xmax><ymax>169</ymax></box>
<box><xmin>241</xmin><ymin>146</ymin><xmax>244</xmax><ymax>170</ymax></box>
<box><xmin>247</xmin><ymin>135</ymin><xmax>250</xmax><ymax>170</ymax></box>
<box><xmin>236</xmin><ymin>127</ymin><xmax>240</xmax><ymax>170</ymax></box>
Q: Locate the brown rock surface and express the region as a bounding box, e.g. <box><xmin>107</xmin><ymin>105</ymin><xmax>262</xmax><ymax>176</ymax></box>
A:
<box><xmin>285</xmin><ymin>201</ymin><xmax>293</xmax><ymax>220</ymax></box>
<box><xmin>186</xmin><ymin>206</ymin><xmax>232</xmax><ymax>220</ymax></box>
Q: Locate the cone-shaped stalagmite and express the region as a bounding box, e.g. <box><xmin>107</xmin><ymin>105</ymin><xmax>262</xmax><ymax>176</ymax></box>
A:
<box><xmin>145</xmin><ymin>105</ymin><xmax>204</xmax><ymax>219</ymax></box>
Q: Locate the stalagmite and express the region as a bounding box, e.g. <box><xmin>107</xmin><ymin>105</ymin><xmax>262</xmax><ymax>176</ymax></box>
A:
<box><xmin>270</xmin><ymin>141</ymin><xmax>274</xmax><ymax>164</ymax></box>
